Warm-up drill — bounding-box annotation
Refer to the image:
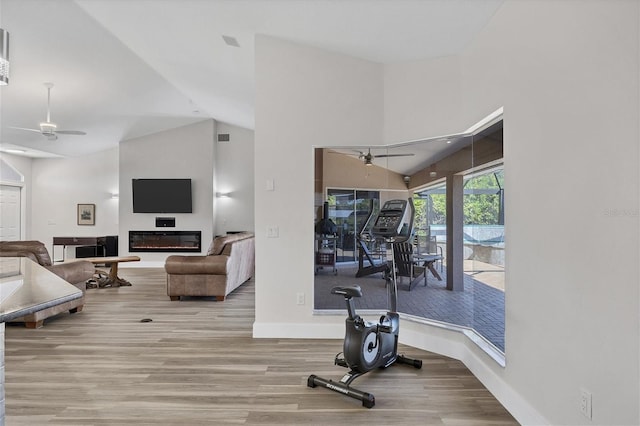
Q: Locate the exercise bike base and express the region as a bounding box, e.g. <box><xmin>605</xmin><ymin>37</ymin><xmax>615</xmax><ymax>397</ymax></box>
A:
<box><xmin>396</xmin><ymin>354</ymin><xmax>423</xmax><ymax>369</ymax></box>
<box><xmin>307</xmin><ymin>374</ymin><xmax>375</xmax><ymax>408</ymax></box>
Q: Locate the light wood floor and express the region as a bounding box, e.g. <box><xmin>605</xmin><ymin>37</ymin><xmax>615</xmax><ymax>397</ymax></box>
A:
<box><xmin>5</xmin><ymin>268</ymin><xmax>518</xmax><ymax>425</ymax></box>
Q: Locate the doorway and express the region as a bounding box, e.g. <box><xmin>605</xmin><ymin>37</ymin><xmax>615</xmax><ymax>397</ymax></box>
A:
<box><xmin>0</xmin><ymin>185</ymin><xmax>22</xmax><ymax>241</ymax></box>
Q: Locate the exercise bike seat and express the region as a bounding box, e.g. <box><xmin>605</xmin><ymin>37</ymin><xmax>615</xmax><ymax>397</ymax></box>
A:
<box><xmin>331</xmin><ymin>285</ymin><xmax>363</xmax><ymax>298</ymax></box>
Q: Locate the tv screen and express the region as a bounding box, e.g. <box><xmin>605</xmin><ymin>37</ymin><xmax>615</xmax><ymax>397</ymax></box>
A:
<box><xmin>132</xmin><ymin>178</ymin><xmax>192</xmax><ymax>213</ymax></box>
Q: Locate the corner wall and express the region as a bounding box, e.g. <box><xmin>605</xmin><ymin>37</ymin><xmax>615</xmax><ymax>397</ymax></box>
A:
<box><xmin>254</xmin><ymin>35</ymin><xmax>384</xmax><ymax>326</ymax></box>
<box><xmin>214</xmin><ymin>122</ymin><xmax>255</xmax><ymax>235</ymax></box>
<box><xmin>30</xmin><ymin>147</ymin><xmax>119</xmax><ymax>258</ymax></box>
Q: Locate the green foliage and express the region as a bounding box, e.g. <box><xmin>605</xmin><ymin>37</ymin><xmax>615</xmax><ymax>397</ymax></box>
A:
<box><xmin>464</xmin><ymin>171</ymin><xmax>502</xmax><ymax>225</ymax></box>
<box><xmin>415</xmin><ymin>169</ymin><xmax>504</xmax><ymax>227</ymax></box>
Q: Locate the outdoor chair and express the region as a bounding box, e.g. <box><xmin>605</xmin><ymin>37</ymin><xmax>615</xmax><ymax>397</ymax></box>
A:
<box><xmin>426</xmin><ymin>236</ymin><xmax>444</xmax><ymax>273</ymax></box>
<box><xmin>392</xmin><ymin>242</ymin><xmax>426</xmax><ymax>291</ymax></box>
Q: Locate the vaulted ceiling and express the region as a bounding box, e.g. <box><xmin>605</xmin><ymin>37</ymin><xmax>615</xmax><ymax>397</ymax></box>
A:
<box><xmin>0</xmin><ymin>0</ymin><xmax>504</xmax><ymax>158</ymax></box>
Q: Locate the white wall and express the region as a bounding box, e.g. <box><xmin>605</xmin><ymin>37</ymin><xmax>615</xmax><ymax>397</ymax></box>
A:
<box><xmin>119</xmin><ymin>119</ymin><xmax>215</xmax><ymax>264</ymax></box>
<box><xmin>390</xmin><ymin>2</ymin><xmax>640</xmax><ymax>424</ymax></box>
<box><xmin>384</xmin><ymin>54</ymin><xmax>464</xmax><ymax>142</ymax></box>
<box><xmin>253</xmin><ymin>2</ymin><xmax>639</xmax><ymax>425</ymax></box>
<box><xmin>29</xmin><ymin>147</ymin><xmax>119</xmax><ymax>259</ymax></box>
<box><xmin>214</xmin><ymin>122</ymin><xmax>255</xmax><ymax>235</ymax></box>
<box><xmin>254</xmin><ymin>35</ymin><xmax>384</xmax><ymax>327</ymax></box>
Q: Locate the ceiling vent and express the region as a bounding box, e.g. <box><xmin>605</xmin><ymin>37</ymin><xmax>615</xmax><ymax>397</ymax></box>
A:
<box><xmin>222</xmin><ymin>35</ymin><xmax>240</xmax><ymax>47</ymax></box>
<box><xmin>217</xmin><ymin>133</ymin><xmax>230</xmax><ymax>142</ymax></box>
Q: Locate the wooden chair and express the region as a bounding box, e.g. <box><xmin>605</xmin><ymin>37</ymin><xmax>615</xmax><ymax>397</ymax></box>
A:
<box><xmin>392</xmin><ymin>242</ymin><xmax>426</xmax><ymax>291</ymax></box>
<box><xmin>426</xmin><ymin>236</ymin><xmax>444</xmax><ymax>273</ymax></box>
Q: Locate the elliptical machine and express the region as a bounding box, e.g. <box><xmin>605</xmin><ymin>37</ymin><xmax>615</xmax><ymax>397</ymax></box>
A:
<box><xmin>307</xmin><ymin>198</ymin><xmax>422</xmax><ymax>408</ymax></box>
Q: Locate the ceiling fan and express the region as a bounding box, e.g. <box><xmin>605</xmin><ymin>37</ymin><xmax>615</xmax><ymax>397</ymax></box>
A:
<box><xmin>355</xmin><ymin>148</ymin><xmax>414</xmax><ymax>166</ymax></box>
<box><xmin>10</xmin><ymin>82</ymin><xmax>87</xmax><ymax>141</ymax></box>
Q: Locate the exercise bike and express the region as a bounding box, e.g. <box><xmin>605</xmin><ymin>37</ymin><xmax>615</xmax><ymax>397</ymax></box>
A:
<box><xmin>307</xmin><ymin>198</ymin><xmax>422</xmax><ymax>408</ymax></box>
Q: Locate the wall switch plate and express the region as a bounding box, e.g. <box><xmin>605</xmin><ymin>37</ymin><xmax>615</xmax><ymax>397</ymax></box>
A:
<box><xmin>580</xmin><ymin>388</ymin><xmax>592</xmax><ymax>420</ymax></box>
<box><xmin>266</xmin><ymin>179</ymin><xmax>275</xmax><ymax>191</ymax></box>
<box><xmin>296</xmin><ymin>292</ymin><xmax>305</xmax><ymax>305</ymax></box>
<box><xmin>267</xmin><ymin>225</ymin><xmax>279</xmax><ymax>238</ymax></box>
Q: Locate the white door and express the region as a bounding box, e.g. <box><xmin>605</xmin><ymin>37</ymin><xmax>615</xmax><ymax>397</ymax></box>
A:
<box><xmin>0</xmin><ymin>185</ymin><xmax>21</xmax><ymax>241</ymax></box>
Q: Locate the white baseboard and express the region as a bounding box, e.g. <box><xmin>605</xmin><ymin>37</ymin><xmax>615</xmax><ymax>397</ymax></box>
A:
<box><xmin>252</xmin><ymin>321</ymin><xmax>343</xmax><ymax>339</ymax></box>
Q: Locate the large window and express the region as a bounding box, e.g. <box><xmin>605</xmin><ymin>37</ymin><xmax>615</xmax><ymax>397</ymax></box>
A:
<box><xmin>463</xmin><ymin>167</ymin><xmax>505</xmax><ymax>351</ymax></box>
<box><xmin>314</xmin><ymin>115</ymin><xmax>505</xmax><ymax>357</ymax></box>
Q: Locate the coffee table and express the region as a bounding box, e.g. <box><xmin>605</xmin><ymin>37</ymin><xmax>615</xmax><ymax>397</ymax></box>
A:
<box><xmin>78</xmin><ymin>256</ymin><xmax>141</xmax><ymax>288</ymax></box>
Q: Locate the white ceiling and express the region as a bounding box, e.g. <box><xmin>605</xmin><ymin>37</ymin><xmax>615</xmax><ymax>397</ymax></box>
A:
<box><xmin>0</xmin><ymin>0</ymin><xmax>504</xmax><ymax>158</ymax></box>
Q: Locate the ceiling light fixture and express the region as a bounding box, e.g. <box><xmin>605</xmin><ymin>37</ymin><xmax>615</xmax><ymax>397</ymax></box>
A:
<box><xmin>0</xmin><ymin>29</ymin><xmax>9</xmax><ymax>85</ymax></box>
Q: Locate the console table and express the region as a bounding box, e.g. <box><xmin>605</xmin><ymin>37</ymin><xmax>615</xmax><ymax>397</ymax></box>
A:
<box><xmin>52</xmin><ymin>236</ymin><xmax>117</xmax><ymax>262</ymax></box>
<box><xmin>0</xmin><ymin>257</ymin><xmax>84</xmax><ymax>425</ymax></box>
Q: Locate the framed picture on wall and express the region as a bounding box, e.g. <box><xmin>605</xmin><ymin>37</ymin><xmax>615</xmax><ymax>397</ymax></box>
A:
<box><xmin>77</xmin><ymin>203</ymin><xmax>95</xmax><ymax>225</ymax></box>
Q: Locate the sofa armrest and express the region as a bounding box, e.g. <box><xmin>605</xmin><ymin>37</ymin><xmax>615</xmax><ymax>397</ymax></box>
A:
<box><xmin>0</xmin><ymin>249</ymin><xmax>39</xmax><ymax>263</ymax></box>
<box><xmin>47</xmin><ymin>261</ymin><xmax>95</xmax><ymax>286</ymax></box>
<box><xmin>165</xmin><ymin>255</ymin><xmax>229</xmax><ymax>275</ymax></box>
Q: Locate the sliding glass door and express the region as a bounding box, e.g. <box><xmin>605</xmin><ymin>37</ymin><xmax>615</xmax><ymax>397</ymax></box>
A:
<box><xmin>327</xmin><ymin>189</ymin><xmax>379</xmax><ymax>263</ymax></box>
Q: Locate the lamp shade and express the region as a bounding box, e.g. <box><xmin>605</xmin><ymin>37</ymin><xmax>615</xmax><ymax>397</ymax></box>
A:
<box><xmin>0</xmin><ymin>29</ymin><xmax>9</xmax><ymax>85</ymax></box>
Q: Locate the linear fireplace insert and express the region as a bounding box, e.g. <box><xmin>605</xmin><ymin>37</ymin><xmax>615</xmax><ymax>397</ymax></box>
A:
<box><xmin>129</xmin><ymin>231</ymin><xmax>201</xmax><ymax>253</ymax></box>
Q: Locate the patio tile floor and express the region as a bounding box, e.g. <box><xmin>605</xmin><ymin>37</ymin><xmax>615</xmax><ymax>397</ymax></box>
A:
<box><xmin>314</xmin><ymin>261</ymin><xmax>505</xmax><ymax>352</ymax></box>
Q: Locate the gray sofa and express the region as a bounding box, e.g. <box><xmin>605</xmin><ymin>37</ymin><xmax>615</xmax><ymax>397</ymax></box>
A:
<box><xmin>0</xmin><ymin>240</ymin><xmax>95</xmax><ymax>328</ymax></box>
<box><xmin>164</xmin><ymin>232</ymin><xmax>255</xmax><ymax>301</ymax></box>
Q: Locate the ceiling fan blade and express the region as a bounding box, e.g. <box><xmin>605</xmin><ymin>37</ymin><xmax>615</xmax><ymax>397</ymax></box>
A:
<box><xmin>9</xmin><ymin>126</ymin><xmax>42</xmax><ymax>133</ymax></box>
<box><xmin>375</xmin><ymin>153</ymin><xmax>415</xmax><ymax>158</ymax></box>
<box><xmin>56</xmin><ymin>130</ymin><xmax>87</xmax><ymax>135</ymax></box>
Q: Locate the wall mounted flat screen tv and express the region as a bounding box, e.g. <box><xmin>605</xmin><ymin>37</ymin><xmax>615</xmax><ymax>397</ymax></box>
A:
<box><xmin>132</xmin><ymin>178</ymin><xmax>192</xmax><ymax>213</ymax></box>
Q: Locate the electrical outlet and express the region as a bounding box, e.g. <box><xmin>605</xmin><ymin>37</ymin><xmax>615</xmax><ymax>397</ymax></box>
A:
<box><xmin>580</xmin><ymin>388</ymin><xmax>592</xmax><ymax>420</ymax></box>
<box><xmin>296</xmin><ymin>292</ymin><xmax>305</xmax><ymax>305</ymax></box>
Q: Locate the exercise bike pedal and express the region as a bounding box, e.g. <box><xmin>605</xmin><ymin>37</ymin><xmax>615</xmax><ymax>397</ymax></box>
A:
<box><xmin>334</xmin><ymin>354</ymin><xmax>349</xmax><ymax>368</ymax></box>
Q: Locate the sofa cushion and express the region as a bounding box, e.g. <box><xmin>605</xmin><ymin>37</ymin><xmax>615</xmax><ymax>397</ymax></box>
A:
<box><xmin>165</xmin><ymin>255</ymin><xmax>228</xmax><ymax>275</ymax></box>
<box><xmin>206</xmin><ymin>232</ymin><xmax>254</xmax><ymax>256</ymax></box>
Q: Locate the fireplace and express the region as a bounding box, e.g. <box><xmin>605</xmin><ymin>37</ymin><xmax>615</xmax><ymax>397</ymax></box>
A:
<box><xmin>129</xmin><ymin>231</ymin><xmax>202</xmax><ymax>253</ymax></box>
